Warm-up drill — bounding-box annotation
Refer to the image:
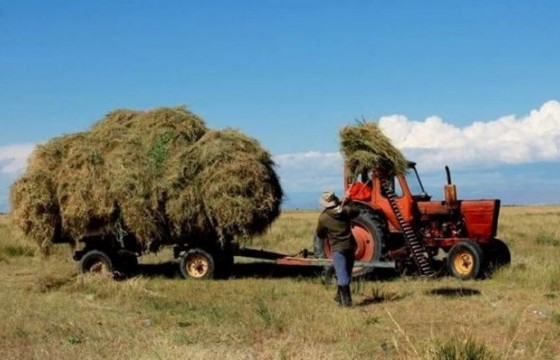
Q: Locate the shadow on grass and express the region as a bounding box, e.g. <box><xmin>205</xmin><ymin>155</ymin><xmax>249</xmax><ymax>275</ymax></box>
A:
<box><xmin>136</xmin><ymin>262</ymin><xmax>181</xmax><ymax>279</ymax></box>
<box><xmin>357</xmin><ymin>289</ymin><xmax>410</xmax><ymax>307</ymax></box>
<box><xmin>135</xmin><ymin>261</ymin><xmax>323</xmax><ymax>280</ymax></box>
<box><xmin>230</xmin><ymin>262</ymin><xmax>322</xmax><ymax>279</ymax></box>
<box><xmin>426</xmin><ymin>286</ymin><xmax>481</xmax><ymax>297</ymax></box>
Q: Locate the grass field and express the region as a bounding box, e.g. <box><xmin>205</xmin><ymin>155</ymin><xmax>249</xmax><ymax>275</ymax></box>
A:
<box><xmin>1</xmin><ymin>207</ymin><xmax>559</xmax><ymax>359</ymax></box>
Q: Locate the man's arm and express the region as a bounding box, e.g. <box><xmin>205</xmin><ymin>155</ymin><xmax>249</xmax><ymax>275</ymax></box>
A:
<box><xmin>316</xmin><ymin>215</ymin><xmax>328</xmax><ymax>239</ymax></box>
<box><xmin>342</xmin><ymin>201</ymin><xmax>361</xmax><ymax>219</ymax></box>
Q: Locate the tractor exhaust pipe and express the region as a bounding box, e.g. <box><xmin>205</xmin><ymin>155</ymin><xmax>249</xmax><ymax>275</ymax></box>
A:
<box><xmin>444</xmin><ymin>165</ymin><xmax>458</xmax><ymax>210</ymax></box>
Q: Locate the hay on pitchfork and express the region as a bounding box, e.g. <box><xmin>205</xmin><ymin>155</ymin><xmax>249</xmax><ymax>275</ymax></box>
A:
<box><xmin>340</xmin><ymin>121</ymin><xmax>407</xmax><ymax>178</ymax></box>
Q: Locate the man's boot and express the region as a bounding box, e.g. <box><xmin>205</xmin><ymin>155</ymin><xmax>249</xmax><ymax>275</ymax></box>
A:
<box><xmin>341</xmin><ymin>285</ymin><xmax>352</xmax><ymax>307</ymax></box>
<box><xmin>333</xmin><ymin>286</ymin><xmax>342</xmax><ymax>305</ymax></box>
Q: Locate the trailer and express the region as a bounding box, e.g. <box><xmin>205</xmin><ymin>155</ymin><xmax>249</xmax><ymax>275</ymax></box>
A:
<box><xmin>73</xmin><ymin>237</ymin><xmax>395</xmax><ymax>280</ymax></box>
<box><xmin>178</xmin><ymin>245</ymin><xmax>395</xmax><ymax>280</ymax></box>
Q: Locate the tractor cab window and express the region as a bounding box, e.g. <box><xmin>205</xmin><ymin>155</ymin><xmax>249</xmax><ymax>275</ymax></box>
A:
<box><xmin>392</xmin><ymin>176</ymin><xmax>404</xmax><ymax>198</ymax></box>
<box><xmin>406</xmin><ymin>167</ymin><xmax>429</xmax><ymax>198</ymax></box>
<box><xmin>358</xmin><ymin>170</ymin><xmax>372</xmax><ymax>183</ymax></box>
<box><xmin>381</xmin><ymin>175</ymin><xmax>404</xmax><ymax>198</ymax></box>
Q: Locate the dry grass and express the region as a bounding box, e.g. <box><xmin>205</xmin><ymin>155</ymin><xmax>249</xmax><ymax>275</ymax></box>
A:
<box><xmin>1</xmin><ymin>206</ymin><xmax>560</xmax><ymax>359</ymax></box>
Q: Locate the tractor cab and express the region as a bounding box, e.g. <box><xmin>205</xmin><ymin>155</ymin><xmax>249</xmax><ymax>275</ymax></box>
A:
<box><xmin>345</xmin><ymin>161</ymin><xmax>428</xmax><ymax>231</ymax></box>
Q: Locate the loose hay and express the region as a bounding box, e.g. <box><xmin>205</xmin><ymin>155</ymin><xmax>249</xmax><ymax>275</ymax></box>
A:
<box><xmin>10</xmin><ymin>171</ymin><xmax>60</xmax><ymax>251</ymax></box>
<box><xmin>10</xmin><ymin>107</ymin><xmax>283</xmax><ymax>253</ymax></box>
<box><xmin>165</xmin><ymin>129</ymin><xmax>283</xmax><ymax>243</ymax></box>
<box><xmin>340</xmin><ymin>121</ymin><xmax>407</xmax><ymax>177</ymax></box>
<box><xmin>27</xmin><ymin>133</ymin><xmax>88</xmax><ymax>175</ymax></box>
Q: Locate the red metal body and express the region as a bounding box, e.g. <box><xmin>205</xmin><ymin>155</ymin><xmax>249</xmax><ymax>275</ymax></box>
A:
<box><xmin>416</xmin><ymin>199</ymin><xmax>500</xmax><ymax>248</ymax></box>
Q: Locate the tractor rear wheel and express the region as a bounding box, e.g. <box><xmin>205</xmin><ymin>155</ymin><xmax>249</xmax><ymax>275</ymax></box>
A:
<box><xmin>322</xmin><ymin>210</ymin><xmax>384</xmax><ymax>279</ymax></box>
<box><xmin>179</xmin><ymin>248</ymin><xmax>215</xmax><ymax>280</ymax></box>
<box><xmin>352</xmin><ymin>211</ymin><xmax>384</xmax><ymax>263</ymax></box>
<box><xmin>447</xmin><ymin>241</ymin><xmax>484</xmax><ymax>280</ymax></box>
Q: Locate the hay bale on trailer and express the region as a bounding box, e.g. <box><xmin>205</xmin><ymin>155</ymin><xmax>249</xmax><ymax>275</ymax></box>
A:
<box><xmin>10</xmin><ymin>106</ymin><xmax>283</xmax><ymax>262</ymax></box>
<box><xmin>77</xmin><ymin>106</ymin><xmax>210</xmax><ymax>248</ymax></box>
<box><xmin>164</xmin><ymin>129</ymin><xmax>283</xmax><ymax>244</ymax></box>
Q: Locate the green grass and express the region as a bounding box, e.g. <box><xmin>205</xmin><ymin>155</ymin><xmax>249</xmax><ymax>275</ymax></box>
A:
<box><xmin>426</xmin><ymin>338</ymin><xmax>498</xmax><ymax>360</ymax></box>
<box><xmin>1</xmin><ymin>207</ymin><xmax>560</xmax><ymax>359</ymax></box>
<box><xmin>535</xmin><ymin>232</ymin><xmax>559</xmax><ymax>247</ymax></box>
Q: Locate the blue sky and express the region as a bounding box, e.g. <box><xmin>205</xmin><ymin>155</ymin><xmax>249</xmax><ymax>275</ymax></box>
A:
<box><xmin>1</xmin><ymin>1</ymin><xmax>560</xmax><ymax>211</ymax></box>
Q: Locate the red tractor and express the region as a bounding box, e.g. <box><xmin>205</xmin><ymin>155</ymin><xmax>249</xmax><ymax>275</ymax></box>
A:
<box><xmin>323</xmin><ymin>161</ymin><xmax>511</xmax><ymax>280</ymax></box>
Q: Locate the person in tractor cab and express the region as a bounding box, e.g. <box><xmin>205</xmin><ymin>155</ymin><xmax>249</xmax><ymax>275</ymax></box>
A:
<box><xmin>316</xmin><ymin>190</ymin><xmax>360</xmax><ymax>307</ymax></box>
<box><xmin>345</xmin><ymin>169</ymin><xmax>373</xmax><ymax>202</ymax></box>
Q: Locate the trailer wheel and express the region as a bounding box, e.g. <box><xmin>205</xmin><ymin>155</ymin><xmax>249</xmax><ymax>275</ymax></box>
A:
<box><xmin>179</xmin><ymin>249</ymin><xmax>215</xmax><ymax>280</ymax></box>
<box><xmin>447</xmin><ymin>241</ymin><xmax>484</xmax><ymax>280</ymax></box>
<box><xmin>79</xmin><ymin>250</ymin><xmax>113</xmax><ymax>276</ymax></box>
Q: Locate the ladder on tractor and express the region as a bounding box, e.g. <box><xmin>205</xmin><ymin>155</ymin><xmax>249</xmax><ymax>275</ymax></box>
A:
<box><xmin>382</xmin><ymin>180</ymin><xmax>435</xmax><ymax>276</ymax></box>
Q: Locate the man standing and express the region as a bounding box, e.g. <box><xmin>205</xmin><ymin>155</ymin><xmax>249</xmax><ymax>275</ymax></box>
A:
<box><xmin>316</xmin><ymin>190</ymin><xmax>359</xmax><ymax>307</ymax></box>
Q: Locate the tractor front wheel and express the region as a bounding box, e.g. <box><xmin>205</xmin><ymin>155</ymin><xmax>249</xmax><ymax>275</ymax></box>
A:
<box><xmin>179</xmin><ymin>248</ymin><xmax>215</xmax><ymax>280</ymax></box>
<box><xmin>483</xmin><ymin>238</ymin><xmax>511</xmax><ymax>276</ymax></box>
<box><xmin>447</xmin><ymin>241</ymin><xmax>484</xmax><ymax>280</ymax></box>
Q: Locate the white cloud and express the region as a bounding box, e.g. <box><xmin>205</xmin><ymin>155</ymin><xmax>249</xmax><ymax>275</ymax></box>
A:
<box><xmin>379</xmin><ymin>100</ymin><xmax>560</xmax><ymax>170</ymax></box>
<box><xmin>0</xmin><ymin>144</ymin><xmax>35</xmax><ymax>174</ymax></box>
<box><xmin>274</xmin><ymin>151</ymin><xmax>343</xmax><ymax>192</ymax></box>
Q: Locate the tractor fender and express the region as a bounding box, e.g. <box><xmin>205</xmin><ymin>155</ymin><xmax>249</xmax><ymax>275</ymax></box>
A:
<box><xmin>351</xmin><ymin>201</ymin><xmax>389</xmax><ymax>228</ymax></box>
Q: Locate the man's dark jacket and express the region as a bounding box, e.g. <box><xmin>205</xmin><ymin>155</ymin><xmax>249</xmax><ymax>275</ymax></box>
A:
<box><xmin>316</xmin><ymin>204</ymin><xmax>360</xmax><ymax>251</ymax></box>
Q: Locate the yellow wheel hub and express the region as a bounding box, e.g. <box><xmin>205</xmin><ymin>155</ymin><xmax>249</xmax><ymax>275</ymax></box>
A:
<box><xmin>186</xmin><ymin>254</ymin><xmax>209</xmax><ymax>278</ymax></box>
<box><xmin>89</xmin><ymin>261</ymin><xmax>111</xmax><ymax>276</ymax></box>
<box><xmin>453</xmin><ymin>250</ymin><xmax>474</xmax><ymax>276</ymax></box>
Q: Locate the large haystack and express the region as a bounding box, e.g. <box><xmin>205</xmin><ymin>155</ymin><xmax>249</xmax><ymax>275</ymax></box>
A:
<box><xmin>10</xmin><ymin>106</ymin><xmax>283</xmax><ymax>253</ymax></box>
<box><xmin>165</xmin><ymin>129</ymin><xmax>283</xmax><ymax>242</ymax></box>
<box><xmin>340</xmin><ymin>121</ymin><xmax>407</xmax><ymax>177</ymax></box>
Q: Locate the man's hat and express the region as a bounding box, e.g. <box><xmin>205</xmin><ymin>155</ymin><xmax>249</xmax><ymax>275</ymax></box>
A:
<box><xmin>319</xmin><ymin>190</ymin><xmax>340</xmax><ymax>209</ymax></box>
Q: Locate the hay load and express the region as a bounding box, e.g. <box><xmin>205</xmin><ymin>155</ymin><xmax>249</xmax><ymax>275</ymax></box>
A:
<box><xmin>165</xmin><ymin>129</ymin><xmax>282</xmax><ymax>241</ymax></box>
<box><xmin>10</xmin><ymin>106</ymin><xmax>283</xmax><ymax>253</ymax></box>
<box><xmin>340</xmin><ymin>121</ymin><xmax>407</xmax><ymax>177</ymax></box>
